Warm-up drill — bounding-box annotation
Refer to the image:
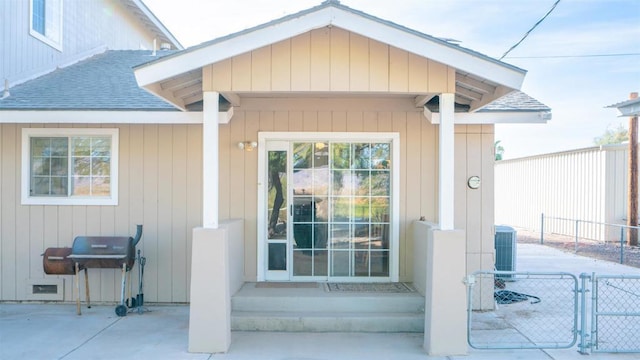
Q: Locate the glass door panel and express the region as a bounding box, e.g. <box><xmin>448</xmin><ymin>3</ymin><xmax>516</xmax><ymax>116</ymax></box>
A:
<box><xmin>266</xmin><ymin>148</ymin><xmax>288</xmax><ymax>279</ymax></box>
<box><xmin>263</xmin><ymin>139</ymin><xmax>392</xmax><ymax>281</ymax></box>
<box><xmin>292</xmin><ymin>142</ymin><xmax>329</xmax><ymax>278</ymax></box>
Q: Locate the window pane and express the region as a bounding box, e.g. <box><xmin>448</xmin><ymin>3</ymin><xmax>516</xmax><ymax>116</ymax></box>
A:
<box><xmin>293</xmin><ymin>143</ymin><xmax>312</xmax><ymax>169</ymax></box>
<box><xmin>354</xmin><ymin>171</ymin><xmax>370</xmax><ymax>196</ymax></box>
<box><xmin>352</xmin><ymin>143</ymin><xmax>370</xmax><ymax>169</ymax></box>
<box><xmin>92</xmin><ymin>157</ymin><xmax>110</xmax><ymax>176</ymax></box>
<box><xmin>91</xmin><ymin>137</ymin><xmax>111</xmax><ymax>156</ymax></box>
<box><xmin>331</xmin><ymin>143</ymin><xmax>350</xmax><ymax>169</ymax></box>
<box><xmin>371</xmin><ymin>143</ymin><xmax>390</xmax><ymax>169</ymax></box>
<box><xmin>314</xmin><ymin>223</ymin><xmax>328</xmax><ymax>249</ymax></box>
<box><xmin>292</xmin><ymin>169</ymin><xmax>312</xmax><ymax>195</ymax></box>
<box><xmin>353</xmin><ymin>224</ymin><xmax>369</xmax><ymax>249</ymax></box>
<box><xmin>314</xmin><ymin>250</ymin><xmax>328</xmax><ymax>276</ymax></box>
<box><xmin>72</xmin><ymin>138</ymin><xmax>91</xmax><ymax>156</ymax></box>
<box><xmin>31</xmin><ymin>157</ymin><xmax>50</xmax><ymax>176</ymax></box>
<box><xmin>313</xmin><ymin>169</ymin><xmax>329</xmax><ymax>196</ymax></box>
<box><xmin>293</xmin><ymin>250</ymin><xmax>312</xmax><ymax>276</ymax></box>
<box><xmin>31</xmin><ymin>177</ymin><xmax>50</xmax><ymax>195</ymax></box>
<box><xmin>293</xmin><ymin>197</ymin><xmax>314</xmax><ymax>222</ymax></box>
<box><xmin>50</xmin><ymin>138</ymin><xmax>68</xmax><ymax>156</ymax></box>
<box><xmin>92</xmin><ymin>177</ymin><xmax>110</xmax><ymax>196</ymax></box>
<box><xmin>331</xmin><ymin>197</ymin><xmax>351</xmax><ymax>222</ymax></box>
<box><xmin>330</xmin><ymin>224</ymin><xmax>350</xmax><ymax>249</ymax></box>
<box><xmin>313</xmin><ymin>142</ymin><xmax>328</xmax><ymax>168</ymax></box>
<box><xmin>32</xmin><ymin>0</ymin><xmax>45</xmax><ymax>34</ymax></box>
<box><xmin>370</xmin><ymin>251</ymin><xmax>389</xmax><ymax>276</ymax></box>
<box><xmin>370</xmin><ymin>171</ymin><xmax>390</xmax><ymax>196</ymax></box>
<box><xmin>293</xmin><ymin>224</ymin><xmax>312</xmax><ymax>249</ymax></box>
<box><xmin>353</xmin><ymin>197</ymin><xmax>370</xmax><ymax>223</ymax></box>
<box><xmin>268</xmin><ymin>150</ymin><xmax>287</xmax><ymax>240</ymax></box>
<box><xmin>51</xmin><ymin>157</ymin><xmax>67</xmax><ymax>176</ymax></box>
<box><xmin>73</xmin><ymin>157</ymin><xmax>91</xmax><ymax>175</ymax></box>
<box><xmin>371</xmin><ymin>197</ymin><xmax>389</xmax><ymax>222</ymax></box>
<box><xmin>331</xmin><ymin>170</ymin><xmax>351</xmax><ymax>196</ymax></box>
<box><xmin>331</xmin><ymin>251</ymin><xmax>350</xmax><ymax>277</ymax></box>
<box><xmin>51</xmin><ymin>177</ymin><xmax>67</xmax><ymax>195</ymax></box>
<box><xmin>371</xmin><ymin>223</ymin><xmax>389</xmax><ymax>250</ymax></box>
<box><xmin>31</xmin><ymin>138</ymin><xmax>50</xmax><ymax>156</ymax></box>
<box><xmin>72</xmin><ymin>176</ymin><xmax>91</xmax><ymax>195</ymax></box>
<box><xmin>354</xmin><ymin>251</ymin><xmax>369</xmax><ymax>276</ymax></box>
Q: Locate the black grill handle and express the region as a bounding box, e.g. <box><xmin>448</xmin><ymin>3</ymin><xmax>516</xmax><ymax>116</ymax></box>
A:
<box><xmin>132</xmin><ymin>224</ymin><xmax>143</xmax><ymax>247</ymax></box>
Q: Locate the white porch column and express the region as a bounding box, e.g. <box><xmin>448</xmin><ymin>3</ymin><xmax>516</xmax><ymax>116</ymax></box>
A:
<box><xmin>203</xmin><ymin>91</ymin><xmax>219</xmax><ymax>228</ymax></box>
<box><xmin>439</xmin><ymin>93</ymin><xmax>455</xmax><ymax>230</ymax></box>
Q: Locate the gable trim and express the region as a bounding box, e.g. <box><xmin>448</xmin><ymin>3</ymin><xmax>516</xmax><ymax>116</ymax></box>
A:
<box><xmin>134</xmin><ymin>5</ymin><xmax>525</xmax><ymax>92</ymax></box>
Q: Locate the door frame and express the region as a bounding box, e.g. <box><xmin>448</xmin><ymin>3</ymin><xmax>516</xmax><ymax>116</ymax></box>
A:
<box><xmin>256</xmin><ymin>131</ymin><xmax>400</xmax><ymax>282</ymax></box>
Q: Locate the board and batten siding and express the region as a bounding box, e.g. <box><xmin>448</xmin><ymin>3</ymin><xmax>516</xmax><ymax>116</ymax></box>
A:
<box><xmin>204</xmin><ymin>27</ymin><xmax>456</xmax><ymax>94</ymax></box>
<box><xmin>0</xmin><ymin>123</ymin><xmax>201</xmax><ymax>303</ymax></box>
<box><xmin>495</xmin><ymin>144</ymin><xmax>633</xmax><ymax>241</ymax></box>
<box><xmin>218</xmin><ymin>97</ymin><xmax>495</xmax><ymax>282</ymax></box>
<box><xmin>1</xmin><ymin>0</ymin><xmax>158</xmax><ymax>87</ymax></box>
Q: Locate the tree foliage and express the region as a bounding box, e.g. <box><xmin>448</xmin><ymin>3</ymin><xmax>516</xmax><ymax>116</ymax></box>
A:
<box><xmin>594</xmin><ymin>124</ymin><xmax>628</xmax><ymax>145</ymax></box>
<box><xmin>494</xmin><ymin>140</ymin><xmax>504</xmax><ymax>161</ymax></box>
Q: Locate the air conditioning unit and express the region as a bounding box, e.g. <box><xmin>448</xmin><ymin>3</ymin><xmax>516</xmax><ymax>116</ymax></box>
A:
<box><xmin>495</xmin><ymin>225</ymin><xmax>517</xmax><ymax>279</ymax></box>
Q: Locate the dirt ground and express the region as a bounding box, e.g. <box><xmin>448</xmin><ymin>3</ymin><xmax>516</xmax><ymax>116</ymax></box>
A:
<box><xmin>516</xmin><ymin>228</ymin><xmax>640</xmax><ymax>268</ymax></box>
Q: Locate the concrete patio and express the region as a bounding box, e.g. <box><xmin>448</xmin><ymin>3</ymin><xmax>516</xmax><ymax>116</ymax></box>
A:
<box><xmin>1</xmin><ymin>243</ymin><xmax>638</xmax><ymax>360</ymax></box>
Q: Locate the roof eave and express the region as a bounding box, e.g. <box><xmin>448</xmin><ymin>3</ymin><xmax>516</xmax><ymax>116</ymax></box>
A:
<box><xmin>130</xmin><ymin>0</ymin><xmax>184</xmax><ymax>50</ymax></box>
<box><xmin>428</xmin><ymin>110</ymin><xmax>551</xmax><ymax>124</ymax></box>
<box><xmin>134</xmin><ymin>4</ymin><xmax>526</xmax><ymax>102</ymax></box>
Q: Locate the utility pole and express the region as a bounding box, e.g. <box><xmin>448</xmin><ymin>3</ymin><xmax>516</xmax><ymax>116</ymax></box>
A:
<box><xmin>628</xmin><ymin>92</ymin><xmax>638</xmax><ymax>247</ymax></box>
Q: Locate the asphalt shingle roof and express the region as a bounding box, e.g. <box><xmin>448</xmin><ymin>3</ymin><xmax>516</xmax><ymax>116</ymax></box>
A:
<box><xmin>0</xmin><ymin>50</ymin><xmax>178</xmax><ymax>111</ymax></box>
<box><xmin>480</xmin><ymin>91</ymin><xmax>550</xmax><ymax>112</ymax></box>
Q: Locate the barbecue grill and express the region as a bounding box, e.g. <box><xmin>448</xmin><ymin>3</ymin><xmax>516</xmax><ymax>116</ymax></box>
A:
<box><xmin>43</xmin><ymin>225</ymin><xmax>143</xmax><ymax>316</ymax></box>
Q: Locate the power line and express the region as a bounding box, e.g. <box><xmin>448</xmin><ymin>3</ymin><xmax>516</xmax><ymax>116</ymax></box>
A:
<box><xmin>499</xmin><ymin>0</ymin><xmax>562</xmax><ymax>60</ymax></box>
<box><xmin>505</xmin><ymin>52</ymin><xmax>640</xmax><ymax>59</ymax></box>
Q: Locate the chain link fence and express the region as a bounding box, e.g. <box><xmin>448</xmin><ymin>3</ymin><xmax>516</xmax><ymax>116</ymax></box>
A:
<box><xmin>467</xmin><ymin>271</ymin><xmax>578</xmax><ymax>350</ymax></box>
<box><xmin>467</xmin><ymin>271</ymin><xmax>640</xmax><ymax>354</ymax></box>
<box><xmin>580</xmin><ymin>274</ymin><xmax>640</xmax><ymax>354</ymax></box>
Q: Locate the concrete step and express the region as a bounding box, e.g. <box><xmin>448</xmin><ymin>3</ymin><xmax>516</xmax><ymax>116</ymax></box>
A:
<box><xmin>231</xmin><ymin>311</ymin><xmax>425</xmax><ymax>332</ymax></box>
<box><xmin>232</xmin><ymin>294</ymin><xmax>425</xmax><ymax>313</ymax></box>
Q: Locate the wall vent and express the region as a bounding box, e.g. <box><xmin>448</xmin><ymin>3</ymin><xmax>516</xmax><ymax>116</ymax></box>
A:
<box><xmin>26</xmin><ymin>278</ymin><xmax>64</xmax><ymax>301</ymax></box>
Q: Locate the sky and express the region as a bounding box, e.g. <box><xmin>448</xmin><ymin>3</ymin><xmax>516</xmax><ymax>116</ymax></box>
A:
<box><xmin>143</xmin><ymin>0</ymin><xmax>640</xmax><ymax>159</ymax></box>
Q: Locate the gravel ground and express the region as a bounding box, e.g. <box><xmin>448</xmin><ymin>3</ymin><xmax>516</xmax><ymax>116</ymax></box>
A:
<box><xmin>516</xmin><ymin>228</ymin><xmax>640</xmax><ymax>268</ymax></box>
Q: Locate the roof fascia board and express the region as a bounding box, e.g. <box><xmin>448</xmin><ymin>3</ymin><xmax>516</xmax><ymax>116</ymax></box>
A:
<box><xmin>428</xmin><ymin>111</ymin><xmax>551</xmax><ymax>124</ymax></box>
<box><xmin>135</xmin><ymin>6</ymin><xmax>525</xmax><ymax>90</ymax></box>
<box><xmin>130</xmin><ymin>0</ymin><xmax>184</xmax><ymax>50</ymax></box>
<box><xmin>0</xmin><ymin>110</ymin><xmax>231</xmax><ymax>124</ymax></box>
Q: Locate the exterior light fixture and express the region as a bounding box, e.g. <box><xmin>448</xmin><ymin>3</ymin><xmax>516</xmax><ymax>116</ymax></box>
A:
<box><xmin>238</xmin><ymin>141</ymin><xmax>258</xmax><ymax>151</ymax></box>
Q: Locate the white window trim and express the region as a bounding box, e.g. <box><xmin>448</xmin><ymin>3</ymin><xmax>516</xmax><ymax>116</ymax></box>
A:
<box><xmin>256</xmin><ymin>132</ymin><xmax>400</xmax><ymax>282</ymax></box>
<box><xmin>21</xmin><ymin>128</ymin><xmax>119</xmax><ymax>206</ymax></box>
<box><xmin>29</xmin><ymin>0</ymin><xmax>63</xmax><ymax>51</ymax></box>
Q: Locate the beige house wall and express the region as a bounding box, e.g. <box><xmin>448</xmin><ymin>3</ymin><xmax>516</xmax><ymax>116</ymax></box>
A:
<box><xmin>0</xmin><ymin>123</ymin><xmax>202</xmax><ymax>303</ymax></box>
<box><xmin>203</xmin><ymin>27</ymin><xmax>456</xmax><ymax>94</ymax></box>
<box><xmin>219</xmin><ymin>97</ymin><xmax>495</xmax><ymax>282</ymax></box>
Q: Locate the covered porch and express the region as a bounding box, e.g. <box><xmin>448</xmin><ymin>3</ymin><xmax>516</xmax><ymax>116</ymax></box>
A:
<box><xmin>133</xmin><ymin>1</ymin><xmax>549</xmax><ymax>356</ymax></box>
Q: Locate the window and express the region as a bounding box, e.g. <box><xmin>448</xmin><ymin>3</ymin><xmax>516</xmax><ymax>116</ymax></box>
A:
<box><xmin>30</xmin><ymin>0</ymin><xmax>63</xmax><ymax>51</ymax></box>
<box><xmin>22</xmin><ymin>128</ymin><xmax>118</xmax><ymax>205</ymax></box>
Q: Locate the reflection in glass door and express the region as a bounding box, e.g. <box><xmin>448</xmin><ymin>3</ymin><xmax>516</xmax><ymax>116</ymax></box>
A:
<box><xmin>265</xmin><ymin>147</ymin><xmax>288</xmax><ymax>280</ymax></box>
<box><xmin>264</xmin><ymin>138</ymin><xmax>392</xmax><ymax>281</ymax></box>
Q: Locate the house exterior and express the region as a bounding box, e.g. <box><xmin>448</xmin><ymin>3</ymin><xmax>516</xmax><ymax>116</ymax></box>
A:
<box><xmin>0</xmin><ymin>0</ymin><xmax>551</xmax><ymax>355</ymax></box>
<box><xmin>0</xmin><ymin>0</ymin><xmax>182</xmax><ymax>89</ymax></box>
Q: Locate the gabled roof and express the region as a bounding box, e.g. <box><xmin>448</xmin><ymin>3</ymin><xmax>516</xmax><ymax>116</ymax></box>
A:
<box><xmin>122</xmin><ymin>0</ymin><xmax>184</xmax><ymax>50</ymax></box>
<box><xmin>133</xmin><ymin>0</ymin><xmax>532</xmax><ymax>112</ymax></box>
<box><xmin>0</xmin><ymin>51</ymin><xmax>177</xmax><ymax>111</ymax></box>
<box><xmin>478</xmin><ymin>91</ymin><xmax>550</xmax><ymax>112</ymax></box>
<box><xmin>607</xmin><ymin>96</ymin><xmax>640</xmax><ymax>117</ymax></box>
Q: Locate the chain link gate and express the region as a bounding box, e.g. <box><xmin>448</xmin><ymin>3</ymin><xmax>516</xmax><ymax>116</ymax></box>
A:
<box><xmin>467</xmin><ymin>271</ymin><xmax>640</xmax><ymax>355</ymax></box>
<box><xmin>579</xmin><ymin>273</ymin><xmax>640</xmax><ymax>354</ymax></box>
<box><xmin>466</xmin><ymin>271</ymin><xmax>579</xmax><ymax>350</ymax></box>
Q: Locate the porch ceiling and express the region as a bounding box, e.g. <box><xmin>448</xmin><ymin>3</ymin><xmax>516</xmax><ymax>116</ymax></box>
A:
<box><xmin>157</xmin><ymin>69</ymin><xmax>505</xmax><ymax>113</ymax></box>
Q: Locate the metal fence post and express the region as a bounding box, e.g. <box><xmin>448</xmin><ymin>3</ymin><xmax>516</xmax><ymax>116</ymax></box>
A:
<box><xmin>578</xmin><ymin>273</ymin><xmax>591</xmax><ymax>354</ymax></box>
<box><xmin>575</xmin><ymin>219</ymin><xmax>580</xmax><ymax>253</ymax></box>
<box><xmin>620</xmin><ymin>227</ymin><xmax>625</xmax><ymax>264</ymax></box>
<box><xmin>541</xmin><ymin>213</ymin><xmax>545</xmax><ymax>245</ymax></box>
